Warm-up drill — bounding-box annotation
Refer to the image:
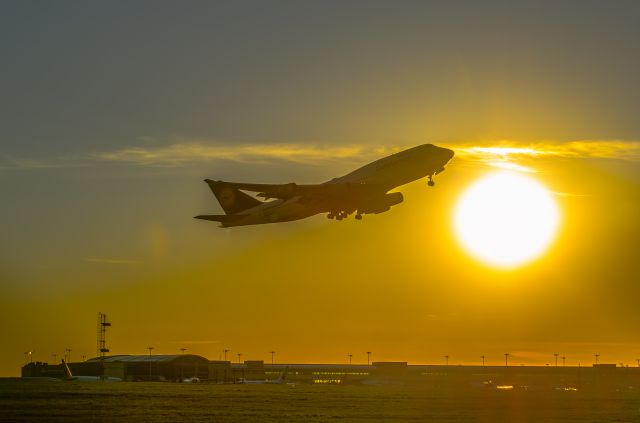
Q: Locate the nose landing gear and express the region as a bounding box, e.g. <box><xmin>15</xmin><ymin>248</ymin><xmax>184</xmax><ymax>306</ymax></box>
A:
<box><xmin>428</xmin><ymin>175</ymin><xmax>435</xmax><ymax>187</ymax></box>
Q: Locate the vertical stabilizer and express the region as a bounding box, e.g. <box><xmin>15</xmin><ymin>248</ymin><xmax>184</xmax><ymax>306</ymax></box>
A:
<box><xmin>62</xmin><ymin>359</ymin><xmax>73</xmax><ymax>378</ymax></box>
<box><xmin>205</xmin><ymin>180</ymin><xmax>262</xmax><ymax>214</ymax></box>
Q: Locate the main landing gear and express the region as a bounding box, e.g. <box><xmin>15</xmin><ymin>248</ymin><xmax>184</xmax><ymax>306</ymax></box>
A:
<box><xmin>428</xmin><ymin>175</ymin><xmax>435</xmax><ymax>187</ymax></box>
<box><xmin>327</xmin><ymin>211</ymin><xmax>363</xmax><ymax>221</ymax></box>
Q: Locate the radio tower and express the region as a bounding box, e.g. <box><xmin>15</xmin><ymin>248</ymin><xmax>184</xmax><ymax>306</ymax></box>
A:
<box><xmin>97</xmin><ymin>312</ymin><xmax>111</xmax><ymax>378</ymax></box>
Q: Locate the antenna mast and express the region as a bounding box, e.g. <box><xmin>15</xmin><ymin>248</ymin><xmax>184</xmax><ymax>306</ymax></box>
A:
<box><xmin>97</xmin><ymin>312</ymin><xmax>111</xmax><ymax>376</ymax></box>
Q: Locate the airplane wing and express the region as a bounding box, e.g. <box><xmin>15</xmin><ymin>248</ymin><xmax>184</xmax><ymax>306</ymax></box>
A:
<box><xmin>205</xmin><ymin>179</ymin><xmax>384</xmax><ymax>200</ymax></box>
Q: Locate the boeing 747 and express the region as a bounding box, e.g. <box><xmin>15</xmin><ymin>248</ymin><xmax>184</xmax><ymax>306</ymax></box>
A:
<box><xmin>195</xmin><ymin>143</ymin><xmax>454</xmax><ymax>227</ymax></box>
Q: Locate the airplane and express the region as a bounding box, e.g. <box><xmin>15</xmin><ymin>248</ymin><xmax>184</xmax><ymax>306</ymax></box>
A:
<box><xmin>241</xmin><ymin>367</ymin><xmax>290</xmax><ymax>384</ymax></box>
<box><xmin>195</xmin><ymin>143</ymin><xmax>454</xmax><ymax>227</ymax></box>
<box><xmin>62</xmin><ymin>359</ymin><xmax>122</xmax><ymax>382</ymax></box>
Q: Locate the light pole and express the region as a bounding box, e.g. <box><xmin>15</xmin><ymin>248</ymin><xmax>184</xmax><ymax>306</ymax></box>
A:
<box><xmin>444</xmin><ymin>355</ymin><xmax>449</xmax><ymax>366</ymax></box>
<box><xmin>481</xmin><ymin>355</ymin><xmax>485</xmax><ymax>367</ymax></box>
<box><xmin>82</xmin><ymin>355</ymin><xmax>86</xmax><ymax>361</ymax></box>
<box><xmin>554</xmin><ymin>353</ymin><xmax>559</xmax><ymax>368</ymax></box>
<box><xmin>562</xmin><ymin>356</ymin><xmax>566</xmax><ymax>367</ymax></box>
<box><xmin>24</xmin><ymin>351</ymin><xmax>33</xmax><ymax>364</ymax></box>
<box><xmin>636</xmin><ymin>358</ymin><xmax>639</xmax><ymax>368</ymax></box>
<box><xmin>147</xmin><ymin>347</ymin><xmax>154</xmax><ymax>380</ymax></box>
<box><xmin>270</xmin><ymin>351</ymin><xmax>276</xmax><ymax>365</ymax></box>
<box><xmin>366</xmin><ymin>352</ymin><xmax>371</xmax><ymax>366</ymax></box>
<box><xmin>504</xmin><ymin>353</ymin><xmax>510</xmax><ymax>367</ymax></box>
<box><xmin>179</xmin><ymin>348</ymin><xmax>187</xmax><ymax>380</ymax></box>
<box><xmin>348</xmin><ymin>354</ymin><xmax>353</xmax><ymax>365</ymax></box>
<box><xmin>223</xmin><ymin>349</ymin><xmax>230</xmax><ymax>361</ymax></box>
<box><xmin>595</xmin><ymin>354</ymin><xmax>600</xmax><ymax>365</ymax></box>
<box><xmin>237</xmin><ymin>353</ymin><xmax>242</xmax><ymax>364</ymax></box>
<box><xmin>66</xmin><ymin>348</ymin><xmax>72</xmax><ymax>363</ymax></box>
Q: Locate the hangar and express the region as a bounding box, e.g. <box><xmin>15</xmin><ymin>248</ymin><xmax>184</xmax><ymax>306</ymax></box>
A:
<box><xmin>87</xmin><ymin>354</ymin><xmax>213</xmax><ymax>381</ymax></box>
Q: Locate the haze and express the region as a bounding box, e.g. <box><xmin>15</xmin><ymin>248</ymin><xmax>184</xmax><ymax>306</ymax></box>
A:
<box><xmin>1</xmin><ymin>1</ymin><xmax>639</xmax><ymax>376</ymax></box>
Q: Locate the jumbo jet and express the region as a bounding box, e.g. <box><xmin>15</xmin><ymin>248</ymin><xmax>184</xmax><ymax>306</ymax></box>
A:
<box><xmin>195</xmin><ymin>143</ymin><xmax>454</xmax><ymax>227</ymax></box>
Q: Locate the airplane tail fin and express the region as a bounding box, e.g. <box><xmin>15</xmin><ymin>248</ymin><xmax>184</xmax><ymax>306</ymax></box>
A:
<box><xmin>61</xmin><ymin>359</ymin><xmax>73</xmax><ymax>378</ymax></box>
<box><xmin>204</xmin><ymin>180</ymin><xmax>262</xmax><ymax>214</ymax></box>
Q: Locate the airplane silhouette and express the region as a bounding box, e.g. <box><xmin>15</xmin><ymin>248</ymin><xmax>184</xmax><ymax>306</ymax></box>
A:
<box><xmin>195</xmin><ymin>144</ymin><xmax>454</xmax><ymax>227</ymax></box>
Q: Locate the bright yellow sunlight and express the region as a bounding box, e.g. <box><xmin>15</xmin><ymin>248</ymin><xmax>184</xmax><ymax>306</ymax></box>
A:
<box><xmin>454</xmin><ymin>171</ymin><xmax>560</xmax><ymax>268</ymax></box>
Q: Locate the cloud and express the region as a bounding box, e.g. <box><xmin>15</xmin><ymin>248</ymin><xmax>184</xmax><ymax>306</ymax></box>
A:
<box><xmin>92</xmin><ymin>142</ymin><xmax>367</xmax><ymax>166</ymax></box>
<box><xmin>0</xmin><ymin>154</ymin><xmax>87</xmax><ymax>170</ymax></box>
<box><xmin>449</xmin><ymin>140</ymin><xmax>640</xmax><ymax>173</ymax></box>
<box><xmin>84</xmin><ymin>257</ymin><xmax>139</xmax><ymax>265</ymax></box>
<box><xmin>452</xmin><ymin>140</ymin><xmax>640</xmax><ymax>161</ymax></box>
<box><xmin>2</xmin><ymin>139</ymin><xmax>638</xmax><ymax>170</ymax></box>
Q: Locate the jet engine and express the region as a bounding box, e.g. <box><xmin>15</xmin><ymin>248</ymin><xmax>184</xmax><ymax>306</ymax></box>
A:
<box><xmin>359</xmin><ymin>192</ymin><xmax>404</xmax><ymax>214</ymax></box>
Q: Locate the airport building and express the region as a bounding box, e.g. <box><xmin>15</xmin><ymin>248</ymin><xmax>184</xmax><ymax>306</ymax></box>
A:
<box><xmin>21</xmin><ymin>357</ymin><xmax>640</xmax><ymax>390</ymax></box>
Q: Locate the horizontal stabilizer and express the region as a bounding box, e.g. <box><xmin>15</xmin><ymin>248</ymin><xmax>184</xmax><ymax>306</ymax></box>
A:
<box><xmin>194</xmin><ymin>214</ymin><xmax>247</xmax><ymax>225</ymax></box>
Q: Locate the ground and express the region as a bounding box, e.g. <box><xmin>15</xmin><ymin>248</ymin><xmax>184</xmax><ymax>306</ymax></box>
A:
<box><xmin>1</xmin><ymin>379</ymin><xmax>640</xmax><ymax>422</ymax></box>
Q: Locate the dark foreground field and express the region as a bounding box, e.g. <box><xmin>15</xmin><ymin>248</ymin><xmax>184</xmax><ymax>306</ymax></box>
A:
<box><xmin>1</xmin><ymin>379</ymin><xmax>640</xmax><ymax>422</ymax></box>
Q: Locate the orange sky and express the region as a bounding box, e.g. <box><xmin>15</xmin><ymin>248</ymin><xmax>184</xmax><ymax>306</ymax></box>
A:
<box><xmin>1</xmin><ymin>2</ymin><xmax>640</xmax><ymax>375</ymax></box>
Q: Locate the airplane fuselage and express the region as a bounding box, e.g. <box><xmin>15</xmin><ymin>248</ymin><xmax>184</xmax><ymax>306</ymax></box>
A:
<box><xmin>196</xmin><ymin>144</ymin><xmax>454</xmax><ymax>227</ymax></box>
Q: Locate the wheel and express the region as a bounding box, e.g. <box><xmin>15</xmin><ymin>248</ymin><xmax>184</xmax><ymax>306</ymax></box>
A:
<box><xmin>428</xmin><ymin>180</ymin><xmax>435</xmax><ymax>187</ymax></box>
<box><xmin>336</xmin><ymin>215</ymin><xmax>343</xmax><ymax>221</ymax></box>
<box><xmin>355</xmin><ymin>214</ymin><xmax>363</xmax><ymax>220</ymax></box>
<box><xmin>327</xmin><ymin>213</ymin><xmax>334</xmax><ymax>219</ymax></box>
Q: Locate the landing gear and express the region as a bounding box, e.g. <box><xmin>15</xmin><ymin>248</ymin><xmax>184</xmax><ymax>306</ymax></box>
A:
<box><xmin>428</xmin><ymin>175</ymin><xmax>435</xmax><ymax>187</ymax></box>
<box><xmin>328</xmin><ymin>210</ymin><xmax>362</xmax><ymax>221</ymax></box>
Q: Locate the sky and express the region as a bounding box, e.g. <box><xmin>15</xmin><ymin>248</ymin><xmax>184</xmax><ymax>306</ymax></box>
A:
<box><xmin>1</xmin><ymin>1</ymin><xmax>639</xmax><ymax>376</ymax></box>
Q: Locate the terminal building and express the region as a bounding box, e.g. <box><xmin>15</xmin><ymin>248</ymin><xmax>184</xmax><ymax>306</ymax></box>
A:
<box><xmin>21</xmin><ymin>357</ymin><xmax>640</xmax><ymax>390</ymax></box>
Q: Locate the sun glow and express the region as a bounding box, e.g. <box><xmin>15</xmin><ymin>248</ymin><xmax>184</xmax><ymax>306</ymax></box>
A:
<box><xmin>454</xmin><ymin>171</ymin><xmax>560</xmax><ymax>268</ymax></box>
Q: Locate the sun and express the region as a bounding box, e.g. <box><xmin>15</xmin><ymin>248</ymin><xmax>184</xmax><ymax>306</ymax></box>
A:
<box><xmin>453</xmin><ymin>171</ymin><xmax>560</xmax><ymax>268</ymax></box>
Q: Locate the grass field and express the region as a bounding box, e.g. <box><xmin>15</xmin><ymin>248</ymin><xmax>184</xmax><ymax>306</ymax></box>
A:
<box><xmin>1</xmin><ymin>379</ymin><xmax>640</xmax><ymax>422</ymax></box>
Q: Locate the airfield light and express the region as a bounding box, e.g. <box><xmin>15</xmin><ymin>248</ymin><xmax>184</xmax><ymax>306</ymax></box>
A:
<box><xmin>480</xmin><ymin>355</ymin><xmax>485</xmax><ymax>367</ymax></box>
<box><xmin>270</xmin><ymin>351</ymin><xmax>276</xmax><ymax>365</ymax></box>
<box><xmin>554</xmin><ymin>353</ymin><xmax>559</xmax><ymax>368</ymax></box>
<box><xmin>595</xmin><ymin>354</ymin><xmax>600</xmax><ymax>365</ymax></box>
<box><xmin>366</xmin><ymin>352</ymin><xmax>371</xmax><ymax>366</ymax></box>
<box><xmin>147</xmin><ymin>346</ymin><xmax>154</xmax><ymax>380</ymax></box>
<box><xmin>504</xmin><ymin>353</ymin><xmax>510</xmax><ymax>367</ymax></box>
<box><xmin>348</xmin><ymin>354</ymin><xmax>353</xmax><ymax>365</ymax></box>
<box><xmin>444</xmin><ymin>355</ymin><xmax>449</xmax><ymax>366</ymax></box>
